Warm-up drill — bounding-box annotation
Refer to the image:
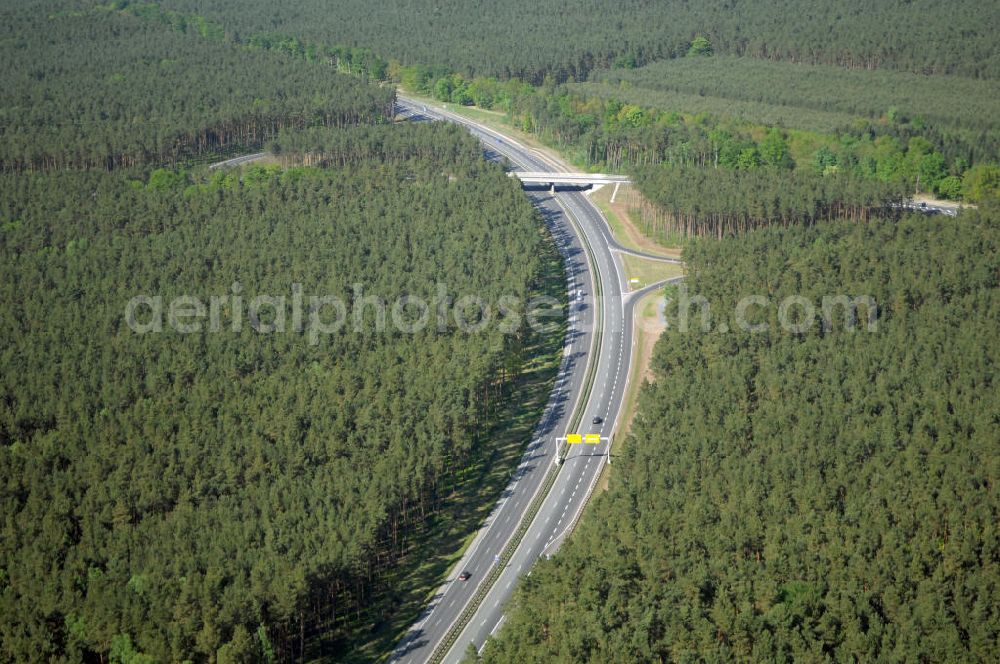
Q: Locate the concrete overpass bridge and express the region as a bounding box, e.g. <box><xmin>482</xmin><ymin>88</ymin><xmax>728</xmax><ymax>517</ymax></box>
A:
<box><xmin>510</xmin><ymin>171</ymin><xmax>631</xmax><ymax>187</ymax></box>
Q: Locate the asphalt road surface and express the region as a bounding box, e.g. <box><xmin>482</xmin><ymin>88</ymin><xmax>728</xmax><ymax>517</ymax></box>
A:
<box><xmin>207</xmin><ymin>151</ymin><xmax>269</xmax><ymax>170</ymax></box>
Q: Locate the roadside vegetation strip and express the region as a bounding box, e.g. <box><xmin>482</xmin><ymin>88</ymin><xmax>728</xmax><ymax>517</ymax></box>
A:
<box><xmin>621</xmin><ymin>253</ymin><xmax>686</xmax><ymax>290</ymax></box>
<box><xmin>617</xmin><ymin>290</ymin><xmax>667</xmax><ymax>430</ymax></box>
<box><xmin>588</xmin><ymin>184</ymin><xmax>682</xmax><ymax>260</ymax></box>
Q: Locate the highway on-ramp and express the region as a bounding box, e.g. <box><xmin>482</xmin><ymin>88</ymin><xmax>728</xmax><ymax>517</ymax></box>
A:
<box><xmin>390</xmin><ymin>98</ymin><xmax>679</xmax><ymax>664</ymax></box>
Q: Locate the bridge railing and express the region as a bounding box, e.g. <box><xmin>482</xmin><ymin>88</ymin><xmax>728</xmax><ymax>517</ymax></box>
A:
<box><xmin>509</xmin><ymin>171</ymin><xmax>631</xmax><ymax>185</ymax></box>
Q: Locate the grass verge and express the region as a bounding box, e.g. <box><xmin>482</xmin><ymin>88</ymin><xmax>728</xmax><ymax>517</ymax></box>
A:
<box><xmin>621</xmin><ymin>254</ymin><xmax>685</xmax><ymax>290</ymax></box>
<box><xmin>588</xmin><ymin>184</ymin><xmax>682</xmax><ymax>259</ymax></box>
<box><xmin>620</xmin><ymin>290</ymin><xmax>667</xmax><ymax>435</ymax></box>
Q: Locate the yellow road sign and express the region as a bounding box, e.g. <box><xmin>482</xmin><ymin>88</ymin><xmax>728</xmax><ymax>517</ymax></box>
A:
<box><xmin>585</xmin><ymin>433</ymin><xmax>601</xmax><ymax>445</ymax></box>
<box><xmin>567</xmin><ymin>433</ymin><xmax>583</xmax><ymax>445</ymax></box>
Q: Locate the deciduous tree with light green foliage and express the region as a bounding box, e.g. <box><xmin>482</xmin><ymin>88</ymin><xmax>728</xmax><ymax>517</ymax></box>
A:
<box><xmin>687</xmin><ymin>35</ymin><xmax>713</xmax><ymax>57</ymax></box>
<box><xmin>759</xmin><ymin>128</ymin><xmax>794</xmax><ymax>169</ymax></box>
<box><xmin>962</xmin><ymin>163</ymin><xmax>1000</xmax><ymax>202</ymax></box>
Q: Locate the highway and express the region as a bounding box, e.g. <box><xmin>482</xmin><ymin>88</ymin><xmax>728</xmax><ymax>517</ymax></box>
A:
<box><xmin>390</xmin><ymin>97</ymin><xmax>680</xmax><ymax>663</ymax></box>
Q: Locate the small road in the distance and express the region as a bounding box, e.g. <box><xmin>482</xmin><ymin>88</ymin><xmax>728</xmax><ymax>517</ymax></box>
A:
<box><xmin>208</xmin><ymin>151</ymin><xmax>269</xmax><ymax>170</ymax></box>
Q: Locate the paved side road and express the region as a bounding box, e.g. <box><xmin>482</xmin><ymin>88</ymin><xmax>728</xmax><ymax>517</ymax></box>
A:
<box><xmin>207</xmin><ymin>151</ymin><xmax>269</xmax><ymax>170</ymax></box>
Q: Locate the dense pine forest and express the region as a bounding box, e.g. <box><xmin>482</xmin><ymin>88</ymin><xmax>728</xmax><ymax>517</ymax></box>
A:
<box><xmin>0</xmin><ymin>126</ymin><xmax>557</xmax><ymax>661</ymax></box>
<box><xmin>0</xmin><ymin>4</ymin><xmax>565</xmax><ymax>662</ymax></box>
<box><xmin>4</xmin><ymin>1</ymin><xmax>1000</xmax><ymax>662</ymax></box>
<box><xmin>629</xmin><ymin>166</ymin><xmax>908</xmax><ymax>240</ymax></box>
<box><xmin>0</xmin><ymin>8</ymin><xmax>393</xmax><ymax>171</ymax></box>
<box><xmin>480</xmin><ymin>209</ymin><xmax>1000</xmax><ymax>662</ymax></box>
<box><xmin>37</xmin><ymin>1</ymin><xmax>998</xmax><ymax>203</ymax></box>
<box><xmin>150</xmin><ymin>0</ymin><xmax>999</xmax><ymax>80</ymax></box>
<box><xmin>266</xmin><ymin>123</ymin><xmax>486</xmax><ymax>169</ymax></box>
<box><xmin>586</xmin><ymin>57</ymin><xmax>1000</xmax><ymax>135</ymax></box>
